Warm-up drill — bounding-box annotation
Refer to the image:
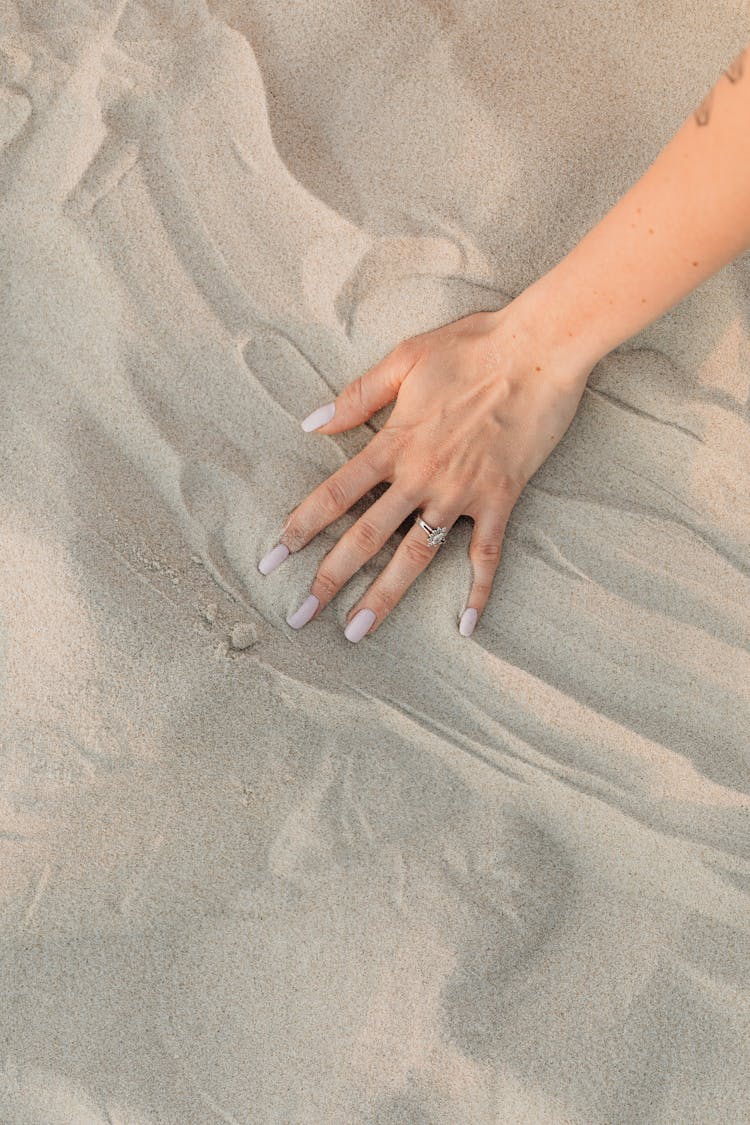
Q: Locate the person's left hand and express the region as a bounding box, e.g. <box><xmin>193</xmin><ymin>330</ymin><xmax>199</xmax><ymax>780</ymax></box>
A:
<box><xmin>257</xmin><ymin>299</ymin><xmax>595</xmax><ymax>641</ymax></box>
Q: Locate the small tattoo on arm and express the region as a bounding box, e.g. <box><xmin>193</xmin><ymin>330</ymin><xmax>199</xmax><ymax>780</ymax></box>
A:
<box><xmin>694</xmin><ymin>47</ymin><xmax>746</xmax><ymax>126</ymax></box>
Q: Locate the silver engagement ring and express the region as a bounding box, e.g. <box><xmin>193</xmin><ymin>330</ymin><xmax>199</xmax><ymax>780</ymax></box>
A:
<box><xmin>415</xmin><ymin>514</ymin><xmax>448</xmax><ymax>547</ymax></box>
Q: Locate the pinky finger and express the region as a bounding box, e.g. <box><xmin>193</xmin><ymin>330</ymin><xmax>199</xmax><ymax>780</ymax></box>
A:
<box><xmin>460</xmin><ymin>507</ymin><xmax>509</xmax><ymax>636</ymax></box>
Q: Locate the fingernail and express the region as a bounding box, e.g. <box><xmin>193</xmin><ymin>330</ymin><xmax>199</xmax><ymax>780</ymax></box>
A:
<box><xmin>459</xmin><ymin>607</ymin><xmax>478</xmax><ymax>637</ymax></box>
<box><xmin>301</xmin><ymin>402</ymin><xmax>335</xmax><ymax>432</ymax></box>
<box><xmin>258</xmin><ymin>542</ymin><xmax>290</xmax><ymax>575</ymax></box>
<box><xmin>286</xmin><ymin>593</ymin><xmax>320</xmax><ymax>629</ymax></box>
<box><xmin>344</xmin><ymin>607</ymin><xmax>376</xmax><ymax>643</ymax></box>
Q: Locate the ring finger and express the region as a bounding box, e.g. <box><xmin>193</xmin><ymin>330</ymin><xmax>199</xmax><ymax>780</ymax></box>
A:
<box><xmin>343</xmin><ymin>499</ymin><xmax>464</xmax><ymax>642</ymax></box>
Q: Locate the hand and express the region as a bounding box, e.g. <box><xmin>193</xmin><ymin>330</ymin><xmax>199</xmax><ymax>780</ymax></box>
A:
<box><xmin>258</xmin><ymin>297</ymin><xmax>597</xmax><ymax>641</ymax></box>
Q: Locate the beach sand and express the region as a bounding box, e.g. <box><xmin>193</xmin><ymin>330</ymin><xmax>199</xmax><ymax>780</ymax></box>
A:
<box><xmin>0</xmin><ymin>1</ymin><xmax>749</xmax><ymax>1121</ymax></box>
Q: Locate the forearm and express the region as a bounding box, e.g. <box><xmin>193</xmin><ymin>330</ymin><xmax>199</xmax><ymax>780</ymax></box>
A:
<box><xmin>514</xmin><ymin>41</ymin><xmax>750</xmax><ymax>375</ymax></box>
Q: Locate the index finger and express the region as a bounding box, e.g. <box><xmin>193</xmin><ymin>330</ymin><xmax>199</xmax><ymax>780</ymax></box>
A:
<box><xmin>278</xmin><ymin>441</ymin><xmax>390</xmax><ymax>555</ymax></box>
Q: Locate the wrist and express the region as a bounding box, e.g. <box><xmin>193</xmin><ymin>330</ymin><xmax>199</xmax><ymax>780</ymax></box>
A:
<box><xmin>498</xmin><ymin>265</ymin><xmax>613</xmax><ymax>387</ymax></box>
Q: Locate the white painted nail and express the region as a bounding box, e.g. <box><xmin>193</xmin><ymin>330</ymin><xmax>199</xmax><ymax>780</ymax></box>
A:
<box><xmin>286</xmin><ymin>593</ymin><xmax>320</xmax><ymax>629</ymax></box>
<box><xmin>301</xmin><ymin>402</ymin><xmax>336</xmax><ymax>432</ymax></box>
<box><xmin>344</xmin><ymin>607</ymin><xmax>376</xmax><ymax>643</ymax></box>
<box><xmin>459</xmin><ymin>607</ymin><xmax>478</xmax><ymax>637</ymax></box>
<box><xmin>258</xmin><ymin>542</ymin><xmax>290</xmax><ymax>575</ymax></box>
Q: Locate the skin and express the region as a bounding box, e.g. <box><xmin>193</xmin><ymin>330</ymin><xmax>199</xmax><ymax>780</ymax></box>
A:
<box><xmin>694</xmin><ymin>45</ymin><xmax>745</xmax><ymax>126</ymax></box>
<box><xmin>263</xmin><ymin>37</ymin><xmax>750</xmax><ymax>640</ymax></box>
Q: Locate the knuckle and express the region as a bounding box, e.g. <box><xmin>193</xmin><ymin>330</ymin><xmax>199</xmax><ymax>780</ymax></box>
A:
<box><xmin>405</xmin><ymin>537</ymin><xmax>435</xmax><ymax>567</ymax></box>
<box><xmin>313</xmin><ymin>567</ymin><xmax>339</xmax><ymax>599</ymax></box>
<box><xmin>321</xmin><ymin>477</ymin><xmax>349</xmax><ymax>516</ymax></box>
<box><xmin>439</xmin><ymin>487</ymin><xmax>465</xmax><ymax>514</ymax></box>
<box><xmin>350</xmin><ymin>517</ymin><xmax>382</xmax><ymax>555</ymax></box>
<box><xmin>400</xmin><ymin>484</ymin><xmax>423</xmax><ymax>510</ymax></box>
<box><xmin>281</xmin><ymin>519</ymin><xmax>307</xmax><ymax>551</ymax></box>
<box><xmin>369</xmin><ymin>587</ymin><xmax>396</xmax><ymax>614</ymax></box>
<box><xmin>472</xmin><ymin>539</ymin><xmax>502</xmax><ymax>564</ymax></box>
<box><xmin>471</xmin><ymin>578</ymin><xmax>493</xmax><ymax>597</ymax></box>
<box><xmin>391</xmin><ymin>476</ymin><xmax>420</xmax><ymax>508</ymax></box>
<box><xmin>362</xmin><ymin>434</ymin><xmax>392</xmax><ymax>473</ymax></box>
<box><xmin>341</xmin><ymin>373</ymin><xmax>361</xmax><ymax>405</ymax></box>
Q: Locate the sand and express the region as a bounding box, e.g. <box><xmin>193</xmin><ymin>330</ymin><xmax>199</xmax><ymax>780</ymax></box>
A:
<box><xmin>1</xmin><ymin>1</ymin><xmax>749</xmax><ymax>1121</ymax></box>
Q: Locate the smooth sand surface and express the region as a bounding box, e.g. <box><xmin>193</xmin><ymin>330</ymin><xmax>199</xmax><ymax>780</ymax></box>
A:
<box><xmin>1</xmin><ymin>1</ymin><xmax>749</xmax><ymax>1121</ymax></box>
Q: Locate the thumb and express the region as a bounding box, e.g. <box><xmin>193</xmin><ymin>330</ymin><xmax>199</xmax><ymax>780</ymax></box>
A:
<box><xmin>301</xmin><ymin>339</ymin><xmax>422</xmax><ymax>434</ymax></box>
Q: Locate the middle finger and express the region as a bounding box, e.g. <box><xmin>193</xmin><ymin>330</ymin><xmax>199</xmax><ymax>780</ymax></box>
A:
<box><xmin>342</xmin><ymin>498</ymin><xmax>464</xmax><ymax>641</ymax></box>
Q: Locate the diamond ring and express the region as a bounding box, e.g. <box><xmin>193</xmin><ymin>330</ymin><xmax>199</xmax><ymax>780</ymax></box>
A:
<box><xmin>415</xmin><ymin>514</ymin><xmax>448</xmax><ymax>547</ymax></box>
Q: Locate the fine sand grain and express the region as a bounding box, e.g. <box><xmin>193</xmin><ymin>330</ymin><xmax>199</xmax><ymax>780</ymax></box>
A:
<box><xmin>1</xmin><ymin>1</ymin><xmax>749</xmax><ymax>1122</ymax></box>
